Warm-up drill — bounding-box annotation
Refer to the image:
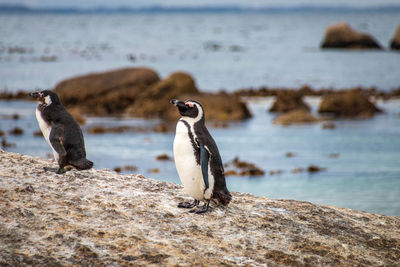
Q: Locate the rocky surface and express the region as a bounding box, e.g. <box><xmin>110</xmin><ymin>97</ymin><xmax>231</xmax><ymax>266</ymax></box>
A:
<box><xmin>274</xmin><ymin>110</ymin><xmax>320</xmax><ymax>126</ymax></box>
<box><xmin>321</xmin><ymin>22</ymin><xmax>382</xmax><ymax>49</ymax></box>
<box><xmin>1</xmin><ymin>150</ymin><xmax>399</xmax><ymax>266</ymax></box>
<box><xmin>269</xmin><ymin>90</ymin><xmax>310</xmax><ymax>113</ymax></box>
<box><xmin>390</xmin><ymin>23</ymin><xmax>400</xmax><ymax>50</ymax></box>
<box><xmin>318</xmin><ymin>90</ymin><xmax>382</xmax><ymax>118</ymax></box>
<box><xmin>53</xmin><ymin>68</ymin><xmax>251</xmax><ymax>122</ymax></box>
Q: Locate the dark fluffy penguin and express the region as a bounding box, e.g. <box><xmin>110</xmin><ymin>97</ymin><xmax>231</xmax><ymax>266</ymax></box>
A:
<box><xmin>171</xmin><ymin>99</ymin><xmax>231</xmax><ymax>214</ymax></box>
<box><xmin>30</xmin><ymin>90</ymin><xmax>93</xmax><ymax>174</ymax></box>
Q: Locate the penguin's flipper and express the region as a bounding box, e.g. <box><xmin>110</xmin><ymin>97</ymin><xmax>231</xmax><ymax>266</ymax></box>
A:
<box><xmin>49</xmin><ymin>123</ymin><xmax>67</xmax><ymax>173</ymax></box>
<box><xmin>198</xmin><ymin>139</ymin><xmax>209</xmax><ymax>189</ymax></box>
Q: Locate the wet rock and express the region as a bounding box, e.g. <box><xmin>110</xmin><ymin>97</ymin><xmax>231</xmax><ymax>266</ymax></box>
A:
<box><xmin>68</xmin><ymin>108</ymin><xmax>87</xmax><ymax>125</ymax></box>
<box><xmin>153</xmin><ymin>123</ymin><xmax>169</xmax><ymax>133</ymax></box>
<box><xmin>1</xmin><ymin>138</ymin><xmax>16</xmax><ymax>148</ymax></box>
<box><xmin>390</xmin><ymin>24</ymin><xmax>400</xmax><ymax>50</ymax></box>
<box><xmin>125</xmin><ymin>72</ymin><xmax>198</xmax><ymax>119</ymax></box>
<box><xmin>322</xmin><ymin>121</ymin><xmax>336</xmax><ymax>129</ymax></box>
<box><xmin>321</xmin><ymin>22</ymin><xmax>382</xmax><ymax>49</ymax></box>
<box><xmin>8</xmin><ymin>127</ymin><xmax>24</xmax><ymax>135</ymax></box>
<box><xmin>0</xmin><ymin>130</ymin><xmax>4</xmax><ymax>137</ymax></box>
<box><xmin>285</xmin><ymin>152</ymin><xmax>296</xmax><ymax>157</ymax></box>
<box><xmin>54</xmin><ymin>67</ymin><xmax>161</xmax><ymax>115</ymax></box>
<box><xmin>292</xmin><ymin>167</ymin><xmax>305</xmax><ymax>174</ymax></box>
<box><xmin>0</xmin><ymin>150</ymin><xmax>400</xmax><ymax>266</ymax></box>
<box><xmin>318</xmin><ymin>90</ymin><xmax>382</xmax><ymax>118</ymax></box>
<box><xmin>87</xmin><ymin>125</ymin><xmax>146</xmax><ymax>134</ymax></box>
<box><xmin>307</xmin><ymin>165</ymin><xmax>325</xmax><ymax>173</ymax></box>
<box><xmin>156</xmin><ymin>154</ymin><xmax>173</xmax><ymax>161</ymax></box>
<box><xmin>224</xmin><ymin>157</ymin><xmax>265</xmax><ymax>177</ymax></box>
<box><xmin>274</xmin><ymin>110</ymin><xmax>319</xmax><ymax>126</ymax></box>
<box><xmin>33</xmin><ymin>131</ymin><xmax>43</xmax><ymax>137</ymax></box>
<box><xmin>55</xmin><ymin>68</ymin><xmax>251</xmax><ymax>123</ymax></box>
<box><xmin>328</xmin><ymin>153</ymin><xmax>340</xmax><ymax>158</ymax></box>
<box><xmin>269</xmin><ymin>90</ymin><xmax>310</xmax><ymax>113</ymax></box>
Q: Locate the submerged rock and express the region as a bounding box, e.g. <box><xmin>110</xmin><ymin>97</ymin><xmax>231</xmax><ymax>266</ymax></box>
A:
<box><xmin>318</xmin><ymin>90</ymin><xmax>382</xmax><ymax>118</ymax></box>
<box><xmin>0</xmin><ymin>150</ymin><xmax>399</xmax><ymax>266</ymax></box>
<box><xmin>390</xmin><ymin>23</ymin><xmax>400</xmax><ymax>50</ymax></box>
<box><xmin>224</xmin><ymin>157</ymin><xmax>265</xmax><ymax>176</ymax></box>
<box><xmin>269</xmin><ymin>90</ymin><xmax>310</xmax><ymax>113</ymax></box>
<box><xmin>321</xmin><ymin>22</ymin><xmax>382</xmax><ymax>49</ymax></box>
<box><xmin>274</xmin><ymin>110</ymin><xmax>319</xmax><ymax>126</ymax></box>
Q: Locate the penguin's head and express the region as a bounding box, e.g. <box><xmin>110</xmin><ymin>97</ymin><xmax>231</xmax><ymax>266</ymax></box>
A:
<box><xmin>29</xmin><ymin>90</ymin><xmax>60</xmax><ymax>106</ymax></box>
<box><xmin>171</xmin><ymin>99</ymin><xmax>204</xmax><ymax>122</ymax></box>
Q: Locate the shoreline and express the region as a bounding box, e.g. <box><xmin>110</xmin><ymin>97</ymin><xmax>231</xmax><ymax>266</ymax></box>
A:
<box><xmin>1</xmin><ymin>150</ymin><xmax>399</xmax><ymax>266</ymax></box>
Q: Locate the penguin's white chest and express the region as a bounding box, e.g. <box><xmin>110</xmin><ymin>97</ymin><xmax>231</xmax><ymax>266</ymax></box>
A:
<box><xmin>173</xmin><ymin>121</ymin><xmax>206</xmax><ymax>200</ymax></box>
<box><xmin>36</xmin><ymin>108</ymin><xmax>59</xmax><ymax>161</ymax></box>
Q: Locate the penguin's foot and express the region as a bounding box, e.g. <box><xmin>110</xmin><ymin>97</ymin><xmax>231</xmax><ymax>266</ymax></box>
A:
<box><xmin>189</xmin><ymin>201</ymin><xmax>210</xmax><ymax>214</ymax></box>
<box><xmin>56</xmin><ymin>167</ymin><xmax>66</xmax><ymax>174</ymax></box>
<box><xmin>178</xmin><ymin>199</ymin><xmax>199</xmax><ymax>209</ymax></box>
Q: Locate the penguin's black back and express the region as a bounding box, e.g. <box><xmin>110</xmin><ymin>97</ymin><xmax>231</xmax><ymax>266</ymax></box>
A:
<box><xmin>194</xmin><ymin>121</ymin><xmax>232</xmax><ymax>205</ymax></box>
<box><xmin>40</xmin><ymin>103</ymin><xmax>86</xmax><ymax>162</ymax></box>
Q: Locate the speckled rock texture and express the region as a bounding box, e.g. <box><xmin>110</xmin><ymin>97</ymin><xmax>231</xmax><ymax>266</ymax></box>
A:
<box><xmin>1</xmin><ymin>150</ymin><xmax>399</xmax><ymax>266</ymax></box>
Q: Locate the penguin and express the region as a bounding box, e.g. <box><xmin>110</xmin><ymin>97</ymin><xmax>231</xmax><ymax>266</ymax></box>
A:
<box><xmin>29</xmin><ymin>90</ymin><xmax>93</xmax><ymax>174</ymax></box>
<box><xmin>171</xmin><ymin>99</ymin><xmax>232</xmax><ymax>214</ymax></box>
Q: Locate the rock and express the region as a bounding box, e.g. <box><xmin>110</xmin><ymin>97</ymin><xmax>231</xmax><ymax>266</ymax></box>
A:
<box><xmin>322</xmin><ymin>121</ymin><xmax>336</xmax><ymax>129</ymax></box>
<box><xmin>54</xmin><ymin>67</ymin><xmax>161</xmax><ymax>115</ymax></box>
<box><xmin>55</xmin><ymin>68</ymin><xmax>251</xmax><ymax>123</ymax></box>
<box><xmin>224</xmin><ymin>157</ymin><xmax>265</xmax><ymax>177</ymax></box>
<box><xmin>0</xmin><ymin>150</ymin><xmax>399</xmax><ymax>266</ymax></box>
<box><xmin>318</xmin><ymin>90</ymin><xmax>382</xmax><ymax>118</ymax></box>
<box><xmin>156</xmin><ymin>154</ymin><xmax>173</xmax><ymax>161</ymax></box>
<box><xmin>269</xmin><ymin>90</ymin><xmax>310</xmax><ymax>113</ymax></box>
<box><xmin>274</xmin><ymin>110</ymin><xmax>319</xmax><ymax>126</ymax></box>
<box><xmin>87</xmin><ymin>125</ymin><xmax>147</xmax><ymax>134</ymax></box>
<box><xmin>285</xmin><ymin>152</ymin><xmax>296</xmax><ymax>157</ymax></box>
<box><xmin>307</xmin><ymin>165</ymin><xmax>325</xmax><ymax>173</ymax></box>
<box><xmin>390</xmin><ymin>24</ymin><xmax>400</xmax><ymax>50</ymax></box>
<box><xmin>8</xmin><ymin>127</ymin><xmax>24</xmax><ymax>135</ymax></box>
<box><xmin>125</xmin><ymin>72</ymin><xmax>198</xmax><ymax>119</ymax></box>
<box><xmin>321</xmin><ymin>22</ymin><xmax>382</xmax><ymax>49</ymax></box>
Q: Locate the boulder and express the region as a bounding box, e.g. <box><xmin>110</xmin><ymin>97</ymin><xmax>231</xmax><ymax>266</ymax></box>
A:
<box><xmin>1</xmin><ymin>150</ymin><xmax>400</xmax><ymax>266</ymax></box>
<box><xmin>321</xmin><ymin>22</ymin><xmax>382</xmax><ymax>49</ymax></box>
<box><xmin>318</xmin><ymin>90</ymin><xmax>382</xmax><ymax>118</ymax></box>
<box><xmin>269</xmin><ymin>90</ymin><xmax>310</xmax><ymax>113</ymax></box>
<box><xmin>54</xmin><ymin>67</ymin><xmax>161</xmax><ymax>115</ymax></box>
<box><xmin>125</xmin><ymin>72</ymin><xmax>198</xmax><ymax>119</ymax></box>
<box><xmin>55</xmin><ymin>68</ymin><xmax>251</xmax><ymax>123</ymax></box>
<box><xmin>274</xmin><ymin>110</ymin><xmax>319</xmax><ymax>126</ymax></box>
<box><xmin>390</xmin><ymin>23</ymin><xmax>400</xmax><ymax>50</ymax></box>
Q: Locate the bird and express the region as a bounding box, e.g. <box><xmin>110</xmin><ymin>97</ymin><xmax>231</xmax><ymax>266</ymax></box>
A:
<box><xmin>29</xmin><ymin>90</ymin><xmax>93</xmax><ymax>174</ymax></box>
<box><xmin>171</xmin><ymin>99</ymin><xmax>231</xmax><ymax>213</ymax></box>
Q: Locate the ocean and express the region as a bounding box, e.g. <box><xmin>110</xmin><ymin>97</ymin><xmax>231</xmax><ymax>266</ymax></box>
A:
<box><xmin>1</xmin><ymin>10</ymin><xmax>400</xmax><ymax>216</ymax></box>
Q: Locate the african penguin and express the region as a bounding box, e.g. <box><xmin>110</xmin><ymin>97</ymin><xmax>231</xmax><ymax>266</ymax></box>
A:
<box><xmin>29</xmin><ymin>90</ymin><xmax>93</xmax><ymax>174</ymax></box>
<box><xmin>171</xmin><ymin>99</ymin><xmax>231</xmax><ymax>214</ymax></box>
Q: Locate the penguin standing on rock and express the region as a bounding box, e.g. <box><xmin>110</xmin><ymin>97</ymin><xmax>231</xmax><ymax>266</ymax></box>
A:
<box><xmin>29</xmin><ymin>90</ymin><xmax>93</xmax><ymax>174</ymax></box>
<box><xmin>171</xmin><ymin>99</ymin><xmax>231</xmax><ymax>214</ymax></box>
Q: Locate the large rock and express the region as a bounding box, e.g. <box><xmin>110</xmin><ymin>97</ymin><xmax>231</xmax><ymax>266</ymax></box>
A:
<box><xmin>54</xmin><ymin>67</ymin><xmax>160</xmax><ymax>115</ymax></box>
<box><xmin>55</xmin><ymin>68</ymin><xmax>251</xmax><ymax>122</ymax></box>
<box><xmin>269</xmin><ymin>90</ymin><xmax>310</xmax><ymax>113</ymax></box>
<box><xmin>274</xmin><ymin>110</ymin><xmax>320</xmax><ymax>125</ymax></box>
<box><xmin>318</xmin><ymin>90</ymin><xmax>382</xmax><ymax>118</ymax></box>
<box><xmin>1</xmin><ymin>150</ymin><xmax>399</xmax><ymax>266</ymax></box>
<box><xmin>125</xmin><ymin>72</ymin><xmax>198</xmax><ymax>119</ymax></box>
<box><xmin>390</xmin><ymin>23</ymin><xmax>400</xmax><ymax>50</ymax></box>
<box><xmin>321</xmin><ymin>22</ymin><xmax>382</xmax><ymax>49</ymax></box>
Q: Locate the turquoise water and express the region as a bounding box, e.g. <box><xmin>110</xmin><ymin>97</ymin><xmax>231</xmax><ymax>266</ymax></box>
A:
<box><xmin>1</xmin><ymin>11</ymin><xmax>400</xmax><ymax>216</ymax></box>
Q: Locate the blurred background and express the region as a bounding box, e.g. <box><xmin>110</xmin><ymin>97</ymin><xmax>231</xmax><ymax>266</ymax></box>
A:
<box><xmin>0</xmin><ymin>0</ymin><xmax>399</xmax><ymax>216</ymax></box>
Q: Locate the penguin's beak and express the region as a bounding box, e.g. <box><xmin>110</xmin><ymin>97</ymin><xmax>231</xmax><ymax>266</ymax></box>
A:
<box><xmin>29</xmin><ymin>92</ymin><xmax>41</xmax><ymax>98</ymax></box>
<box><xmin>29</xmin><ymin>91</ymin><xmax>44</xmax><ymax>103</ymax></box>
<box><xmin>171</xmin><ymin>99</ymin><xmax>187</xmax><ymax>109</ymax></box>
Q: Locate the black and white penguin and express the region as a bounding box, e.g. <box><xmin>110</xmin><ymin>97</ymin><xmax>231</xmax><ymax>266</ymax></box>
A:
<box><xmin>29</xmin><ymin>90</ymin><xmax>93</xmax><ymax>174</ymax></box>
<box><xmin>171</xmin><ymin>99</ymin><xmax>231</xmax><ymax>214</ymax></box>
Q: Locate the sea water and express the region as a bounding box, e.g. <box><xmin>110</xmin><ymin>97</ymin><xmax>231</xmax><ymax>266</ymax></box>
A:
<box><xmin>0</xmin><ymin>11</ymin><xmax>400</xmax><ymax>216</ymax></box>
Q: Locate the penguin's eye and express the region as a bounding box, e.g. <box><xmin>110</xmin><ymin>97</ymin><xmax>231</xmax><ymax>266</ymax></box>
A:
<box><xmin>185</xmin><ymin>102</ymin><xmax>194</xmax><ymax>108</ymax></box>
